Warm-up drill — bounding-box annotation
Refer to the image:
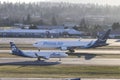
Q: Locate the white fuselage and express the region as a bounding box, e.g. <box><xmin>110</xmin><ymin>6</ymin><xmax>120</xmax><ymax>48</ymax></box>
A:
<box><xmin>10</xmin><ymin>42</ymin><xmax>68</xmax><ymax>60</ymax></box>
<box><xmin>33</xmin><ymin>40</ymin><xmax>96</xmax><ymax>50</ymax></box>
<box><xmin>23</xmin><ymin>51</ymin><xmax>68</xmax><ymax>59</ymax></box>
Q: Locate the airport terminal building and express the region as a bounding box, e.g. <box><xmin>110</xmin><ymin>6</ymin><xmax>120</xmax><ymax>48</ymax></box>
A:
<box><xmin>0</xmin><ymin>29</ymin><xmax>85</xmax><ymax>38</ymax></box>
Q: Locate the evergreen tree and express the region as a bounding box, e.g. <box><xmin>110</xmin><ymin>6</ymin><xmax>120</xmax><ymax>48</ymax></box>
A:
<box><xmin>92</xmin><ymin>25</ymin><xmax>103</xmax><ymax>38</ymax></box>
<box><xmin>112</xmin><ymin>22</ymin><xmax>120</xmax><ymax>30</ymax></box>
<box><xmin>39</xmin><ymin>19</ymin><xmax>44</xmax><ymax>25</ymax></box>
<box><xmin>51</xmin><ymin>16</ymin><xmax>57</xmax><ymax>26</ymax></box>
<box><xmin>80</xmin><ymin>18</ymin><xmax>87</xmax><ymax>31</ymax></box>
<box><xmin>26</xmin><ymin>14</ymin><xmax>31</xmax><ymax>24</ymax></box>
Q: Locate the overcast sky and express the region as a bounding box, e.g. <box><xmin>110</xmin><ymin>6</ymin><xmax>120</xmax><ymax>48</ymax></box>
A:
<box><xmin>1</xmin><ymin>0</ymin><xmax>120</xmax><ymax>6</ymax></box>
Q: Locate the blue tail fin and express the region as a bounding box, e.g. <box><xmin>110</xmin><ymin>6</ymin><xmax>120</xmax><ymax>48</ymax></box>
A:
<box><xmin>86</xmin><ymin>29</ymin><xmax>111</xmax><ymax>48</ymax></box>
<box><xmin>10</xmin><ymin>42</ymin><xmax>23</xmax><ymax>56</ymax></box>
<box><xmin>97</xmin><ymin>29</ymin><xmax>111</xmax><ymax>44</ymax></box>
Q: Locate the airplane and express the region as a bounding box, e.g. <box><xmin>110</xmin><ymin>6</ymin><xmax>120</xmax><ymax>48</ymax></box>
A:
<box><xmin>0</xmin><ymin>28</ymin><xmax>83</xmax><ymax>38</ymax></box>
<box><xmin>33</xmin><ymin>29</ymin><xmax>111</xmax><ymax>52</ymax></box>
<box><xmin>10</xmin><ymin>42</ymin><xmax>68</xmax><ymax>61</ymax></box>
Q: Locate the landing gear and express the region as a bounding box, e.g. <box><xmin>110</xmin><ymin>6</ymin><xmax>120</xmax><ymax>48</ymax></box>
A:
<box><xmin>38</xmin><ymin>49</ymin><xmax>40</xmax><ymax>51</ymax></box>
<box><xmin>37</xmin><ymin>57</ymin><xmax>41</xmax><ymax>61</ymax></box>
<box><xmin>35</xmin><ymin>53</ymin><xmax>41</xmax><ymax>61</ymax></box>
<box><xmin>59</xmin><ymin>58</ymin><xmax>61</xmax><ymax>61</ymax></box>
<box><xmin>69</xmin><ymin>49</ymin><xmax>75</xmax><ymax>53</ymax></box>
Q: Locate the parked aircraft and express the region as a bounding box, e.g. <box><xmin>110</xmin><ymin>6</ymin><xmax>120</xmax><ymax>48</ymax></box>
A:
<box><xmin>10</xmin><ymin>42</ymin><xmax>68</xmax><ymax>61</ymax></box>
<box><xmin>33</xmin><ymin>29</ymin><xmax>111</xmax><ymax>52</ymax></box>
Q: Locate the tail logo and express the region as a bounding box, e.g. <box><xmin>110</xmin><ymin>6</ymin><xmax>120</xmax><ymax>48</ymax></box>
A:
<box><xmin>99</xmin><ymin>39</ymin><xmax>106</xmax><ymax>42</ymax></box>
<box><xmin>11</xmin><ymin>45</ymin><xmax>17</xmax><ymax>52</ymax></box>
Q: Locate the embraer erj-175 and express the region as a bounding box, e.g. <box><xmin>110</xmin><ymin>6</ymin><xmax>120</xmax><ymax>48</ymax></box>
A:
<box><xmin>10</xmin><ymin>42</ymin><xmax>68</xmax><ymax>61</ymax></box>
<box><xmin>33</xmin><ymin>29</ymin><xmax>111</xmax><ymax>52</ymax></box>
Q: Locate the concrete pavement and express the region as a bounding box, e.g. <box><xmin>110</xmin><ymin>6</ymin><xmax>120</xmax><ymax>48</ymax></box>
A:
<box><xmin>0</xmin><ymin>58</ymin><xmax>120</xmax><ymax>66</ymax></box>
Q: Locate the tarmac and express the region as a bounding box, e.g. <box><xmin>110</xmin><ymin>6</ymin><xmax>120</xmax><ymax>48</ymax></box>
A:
<box><xmin>0</xmin><ymin>78</ymin><xmax>120</xmax><ymax>80</ymax></box>
<box><xmin>0</xmin><ymin>38</ymin><xmax>120</xmax><ymax>79</ymax></box>
<box><xmin>0</xmin><ymin>58</ymin><xmax>120</xmax><ymax>66</ymax></box>
<box><xmin>0</xmin><ymin>38</ymin><xmax>120</xmax><ymax>66</ymax></box>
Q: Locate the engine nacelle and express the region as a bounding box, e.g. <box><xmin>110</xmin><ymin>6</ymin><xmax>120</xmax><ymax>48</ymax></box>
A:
<box><xmin>61</xmin><ymin>47</ymin><xmax>67</xmax><ymax>50</ymax></box>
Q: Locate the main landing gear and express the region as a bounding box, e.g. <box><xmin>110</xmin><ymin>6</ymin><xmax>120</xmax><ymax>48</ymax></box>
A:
<box><xmin>37</xmin><ymin>57</ymin><xmax>41</xmax><ymax>61</ymax></box>
<box><xmin>38</xmin><ymin>49</ymin><xmax>40</xmax><ymax>51</ymax></box>
<box><xmin>59</xmin><ymin>58</ymin><xmax>61</xmax><ymax>61</ymax></box>
<box><xmin>68</xmin><ymin>49</ymin><xmax>75</xmax><ymax>53</ymax></box>
<box><xmin>35</xmin><ymin>53</ymin><xmax>41</xmax><ymax>61</ymax></box>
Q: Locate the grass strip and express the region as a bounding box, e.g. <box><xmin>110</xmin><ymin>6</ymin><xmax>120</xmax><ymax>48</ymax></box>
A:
<box><xmin>0</xmin><ymin>65</ymin><xmax>120</xmax><ymax>78</ymax></box>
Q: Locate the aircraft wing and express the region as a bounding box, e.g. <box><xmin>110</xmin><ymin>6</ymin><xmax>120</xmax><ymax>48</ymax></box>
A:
<box><xmin>34</xmin><ymin>52</ymin><xmax>50</xmax><ymax>59</ymax></box>
<box><xmin>23</xmin><ymin>52</ymin><xmax>50</xmax><ymax>59</ymax></box>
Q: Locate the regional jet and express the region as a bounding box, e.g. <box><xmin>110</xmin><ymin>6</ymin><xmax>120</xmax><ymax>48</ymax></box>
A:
<box><xmin>10</xmin><ymin>42</ymin><xmax>68</xmax><ymax>61</ymax></box>
<box><xmin>33</xmin><ymin>29</ymin><xmax>111</xmax><ymax>52</ymax></box>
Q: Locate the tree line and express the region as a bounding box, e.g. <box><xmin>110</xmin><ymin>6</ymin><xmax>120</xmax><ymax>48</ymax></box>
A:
<box><xmin>0</xmin><ymin>2</ymin><xmax>120</xmax><ymax>26</ymax></box>
<box><xmin>0</xmin><ymin>2</ymin><xmax>120</xmax><ymax>32</ymax></box>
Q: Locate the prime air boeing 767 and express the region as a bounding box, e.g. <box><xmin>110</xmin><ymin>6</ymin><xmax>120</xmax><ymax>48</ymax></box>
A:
<box><xmin>33</xmin><ymin>29</ymin><xmax>111</xmax><ymax>52</ymax></box>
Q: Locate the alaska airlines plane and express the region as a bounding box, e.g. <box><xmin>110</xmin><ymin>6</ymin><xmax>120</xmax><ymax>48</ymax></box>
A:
<box><xmin>10</xmin><ymin>42</ymin><xmax>68</xmax><ymax>61</ymax></box>
<box><xmin>33</xmin><ymin>29</ymin><xmax>111</xmax><ymax>52</ymax></box>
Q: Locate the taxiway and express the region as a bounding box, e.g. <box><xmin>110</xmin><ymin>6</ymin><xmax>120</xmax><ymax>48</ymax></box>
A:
<box><xmin>0</xmin><ymin>58</ymin><xmax>120</xmax><ymax>66</ymax></box>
